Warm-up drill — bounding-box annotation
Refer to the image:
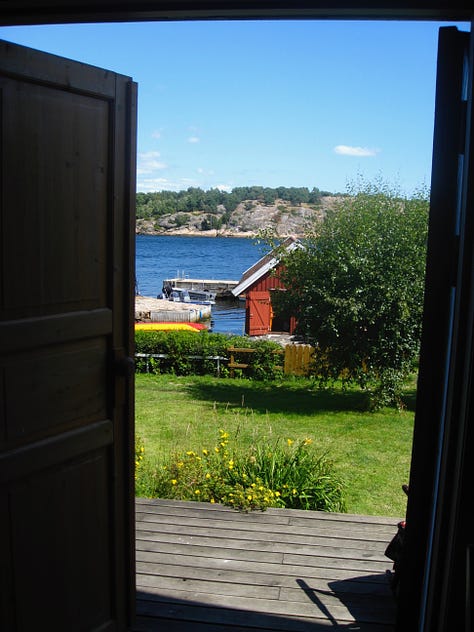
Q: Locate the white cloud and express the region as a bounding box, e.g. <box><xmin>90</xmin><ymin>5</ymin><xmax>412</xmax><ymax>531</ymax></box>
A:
<box><xmin>137</xmin><ymin>150</ymin><xmax>167</xmax><ymax>173</ymax></box>
<box><xmin>137</xmin><ymin>176</ymin><xmax>199</xmax><ymax>193</ymax></box>
<box><xmin>334</xmin><ymin>145</ymin><xmax>380</xmax><ymax>157</ymax></box>
<box><xmin>151</xmin><ymin>130</ymin><xmax>161</xmax><ymax>140</ymax></box>
<box><xmin>188</xmin><ymin>136</ymin><xmax>200</xmax><ymax>144</ymax></box>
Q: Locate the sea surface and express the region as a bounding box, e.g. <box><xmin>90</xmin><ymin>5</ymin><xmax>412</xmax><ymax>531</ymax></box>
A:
<box><xmin>135</xmin><ymin>235</ymin><xmax>264</xmax><ymax>335</ymax></box>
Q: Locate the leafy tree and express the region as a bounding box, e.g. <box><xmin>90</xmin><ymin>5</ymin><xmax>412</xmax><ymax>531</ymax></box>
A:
<box><xmin>273</xmin><ymin>179</ymin><xmax>429</xmax><ymax>408</ymax></box>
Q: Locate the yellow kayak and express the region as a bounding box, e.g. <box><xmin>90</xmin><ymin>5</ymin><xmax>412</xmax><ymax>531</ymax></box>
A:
<box><xmin>135</xmin><ymin>322</ymin><xmax>206</xmax><ymax>332</ymax></box>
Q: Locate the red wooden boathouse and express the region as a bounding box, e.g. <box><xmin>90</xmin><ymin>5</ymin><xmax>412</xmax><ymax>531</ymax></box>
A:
<box><xmin>232</xmin><ymin>236</ymin><xmax>300</xmax><ymax>336</ymax></box>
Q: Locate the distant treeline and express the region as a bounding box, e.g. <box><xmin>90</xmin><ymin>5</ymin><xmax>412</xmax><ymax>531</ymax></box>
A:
<box><xmin>136</xmin><ymin>186</ymin><xmax>333</xmax><ymax>220</ymax></box>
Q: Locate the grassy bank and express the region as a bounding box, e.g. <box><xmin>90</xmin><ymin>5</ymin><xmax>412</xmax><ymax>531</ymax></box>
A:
<box><xmin>135</xmin><ymin>373</ymin><xmax>415</xmax><ymax>517</ymax></box>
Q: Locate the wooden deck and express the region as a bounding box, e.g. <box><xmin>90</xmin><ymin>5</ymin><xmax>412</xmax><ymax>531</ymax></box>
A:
<box><xmin>134</xmin><ymin>498</ymin><xmax>399</xmax><ymax>631</ymax></box>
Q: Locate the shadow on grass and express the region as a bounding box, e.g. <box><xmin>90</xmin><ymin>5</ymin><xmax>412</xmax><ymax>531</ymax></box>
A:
<box><xmin>184</xmin><ymin>379</ymin><xmax>371</xmax><ymax>416</ymax></box>
<box><xmin>401</xmin><ymin>388</ymin><xmax>417</xmax><ymax>412</ymax></box>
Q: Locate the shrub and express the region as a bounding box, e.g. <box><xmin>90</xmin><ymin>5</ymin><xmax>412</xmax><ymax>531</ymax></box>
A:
<box><xmin>273</xmin><ymin>178</ymin><xmax>429</xmax><ymax>409</ymax></box>
<box><xmin>135</xmin><ymin>429</ymin><xmax>346</xmax><ymax>513</ymax></box>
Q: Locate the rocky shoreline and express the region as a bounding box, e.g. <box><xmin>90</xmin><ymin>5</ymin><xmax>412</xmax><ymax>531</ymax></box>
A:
<box><xmin>135</xmin><ymin>223</ymin><xmax>290</xmax><ymax>239</ymax></box>
<box><xmin>136</xmin><ymin>196</ymin><xmax>339</xmax><ymax>238</ymax></box>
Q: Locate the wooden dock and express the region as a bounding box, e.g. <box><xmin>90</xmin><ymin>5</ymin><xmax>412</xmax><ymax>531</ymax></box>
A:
<box><xmin>135</xmin><ymin>498</ymin><xmax>398</xmax><ymax>631</ymax></box>
<box><xmin>135</xmin><ymin>295</ymin><xmax>212</xmax><ymax>323</ymax></box>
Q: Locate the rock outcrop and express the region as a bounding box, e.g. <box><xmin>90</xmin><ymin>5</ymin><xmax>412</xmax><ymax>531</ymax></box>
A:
<box><xmin>136</xmin><ymin>197</ymin><xmax>340</xmax><ymax>237</ymax></box>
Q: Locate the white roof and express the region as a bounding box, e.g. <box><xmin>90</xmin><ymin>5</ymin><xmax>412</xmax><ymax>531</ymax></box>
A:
<box><xmin>231</xmin><ymin>237</ymin><xmax>301</xmax><ymax>296</ymax></box>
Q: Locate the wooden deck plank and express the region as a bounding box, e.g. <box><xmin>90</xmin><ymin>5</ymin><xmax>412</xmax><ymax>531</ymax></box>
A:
<box><xmin>136</xmin><ymin>551</ymin><xmax>392</xmax><ymax>584</ymax></box>
<box><xmin>136</xmin><ymin>511</ymin><xmax>396</xmax><ymax>542</ymax></box>
<box><xmin>136</xmin><ymin>541</ymin><xmax>389</xmax><ymax>574</ymax></box>
<box><xmin>136</xmin><ymin>522</ymin><xmax>391</xmax><ymax>551</ymax></box>
<box><xmin>137</xmin><ymin>497</ymin><xmax>400</xmax><ymax>524</ymax></box>
<box><xmin>136</xmin><ymin>596</ymin><xmax>395</xmax><ymax>631</ymax></box>
<box><xmin>135</xmin><ymin>498</ymin><xmax>397</xmax><ymax>630</ymax></box>
<box><xmin>136</xmin><ymin>528</ymin><xmax>389</xmax><ymax>561</ymax></box>
<box><xmin>137</xmin><ymin>584</ymin><xmax>395</xmax><ymax>623</ymax></box>
<box><xmin>136</xmin><ymin>562</ymin><xmax>392</xmax><ymax>595</ymax></box>
<box><xmin>136</xmin><ymin>577</ymin><xmax>392</xmax><ymax>614</ymax></box>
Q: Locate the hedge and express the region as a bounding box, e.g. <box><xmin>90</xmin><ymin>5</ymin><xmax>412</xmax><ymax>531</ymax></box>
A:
<box><xmin>134</xmin><ymin>330</ymin><xmax>284</xmax><ymax>379</ymax></box>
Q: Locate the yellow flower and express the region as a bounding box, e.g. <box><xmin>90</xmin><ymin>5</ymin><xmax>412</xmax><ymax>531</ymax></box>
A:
<box><xmin>202</xmin><ymin>449</ymin><xmax>209</xmax><ymax>456</ymax></box>
<box><xmin>304</xmin><ymin>438</ymin><xmax>313</xmax><ymax>445</ymax></box>
<box><xmin>195</xmin><ymin>489</ymin><xmax>201</xmax><ymax>495</ymax></box>
<box><xmin>228</xmin><ymin>460</ymin><xmax>234</xmax><ymax>469</ymax></box>
<box><xmin>210</xmin><ymin>498</ymin><xmax>215</xmax><ymax>504</ymax></box>
<box><xmin>220</xmin><ymin>430</ymin><xmax>229</xmax><ymax>439</ymax></box>
<box><xmin>247</xmin><ymin>495</ymin><xmax>252</xmax><ymax>501</ymax></box>
<box><xmin>177</xmin><ymin>462</ymin><xmax>184</xmax><ymax>468</ymax></box>
<box><xmin>171</xmin><ymin>479</ymin><xmax>177</xmax><ymax>485</ymax></box>
<box><xmin>205</xmin><ymin>473</ymin><xmax>211</xmax><ymax>479</ymax></box>
<box><xmin>292</xmin><ymin>488</ymin><xmax>297</xmax><ymax>495</ymax></box>
<box><xmin>214</xmin><ymin>446</ymin><xmax>220</xmax><ymax>453</ymax></box>
<box><xmin>275</xmin><ymin>491</ymin><xmax>281</xmax><ymax>497</ymax></box>
<box><xmin>186</xmin><ymin>450</ymin><xmax>195</xmax><ymax>456</ymax></box>
<box><xmin>287</xmin><ymin>438</ymin><xmax>294</xmax><ymax>446</ymax></box>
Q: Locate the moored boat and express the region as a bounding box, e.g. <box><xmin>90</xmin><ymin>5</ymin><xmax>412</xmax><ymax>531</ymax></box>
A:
<box><xmin>163</xmin><ymin>285</ymin><xmax>215</xmax><ymax>305</ymax></box>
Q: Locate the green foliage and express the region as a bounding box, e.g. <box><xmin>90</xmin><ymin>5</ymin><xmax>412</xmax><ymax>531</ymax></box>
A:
<box><xmin>174</xmin><ymin>212</ymin><xmax>191</xmax><ymax>227</ymax></box>
<box><xmin>136</xmin><ymin>428</ymin><xmax>346</xmax><ymax>512</ymax></box>
<box><xmin>273</xmin><ymin>178</ymin><xmax>429</xmax><ymax>408</ymax></box>
<box><xmin>200</xmin><ymin>214</ymin><xmax>222</xmax><ymax>231</ymax></box>
<box><xmin>135</xmin><ymin>185</ymin><xmax>331</xmax><ymax>220</ymax></box>
<box><xmin>135</xmin><ymin>330</ymin><xmax>283</xmax><ymax>379</ymax></box>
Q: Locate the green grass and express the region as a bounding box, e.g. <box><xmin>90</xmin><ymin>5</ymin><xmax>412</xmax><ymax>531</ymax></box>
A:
<box><xmin>135</xmin><ymin>373</ymin><xmax>415</xmax><ymax>517</ymax></box>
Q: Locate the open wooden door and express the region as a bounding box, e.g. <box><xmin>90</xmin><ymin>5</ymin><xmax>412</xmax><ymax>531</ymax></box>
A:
<box><xmin>0</xmin><ymin>41</ymin><xmax>136</xmax><ymax>631</ymax></box>
<box><xmin>397</xmin><ymin>25</ymin><xmax>474</xmax><ymax>631</ymax></box>
<box><xmin>246</xmin><ymin>291</ymin><xmax>271</xmax><ymax>336</ymax></box>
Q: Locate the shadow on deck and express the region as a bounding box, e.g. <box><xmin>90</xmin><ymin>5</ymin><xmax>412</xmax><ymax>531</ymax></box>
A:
<box><xmin>134</xmin><ymin>498</ymin><xmax>398</xmax><ymax>631</ymax></box>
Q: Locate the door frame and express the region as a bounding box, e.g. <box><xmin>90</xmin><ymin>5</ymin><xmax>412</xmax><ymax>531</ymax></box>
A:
<box><xmin>2</xmin><ymin>5</ymin><xmax>474</xmax><ymax>632</ymax></box>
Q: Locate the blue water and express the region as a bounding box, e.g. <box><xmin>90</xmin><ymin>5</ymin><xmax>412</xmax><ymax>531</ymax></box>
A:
<box><xmin>135</xmin><ymin>235</ymin><xmax>264</xmax><ymax>334</ymax></box>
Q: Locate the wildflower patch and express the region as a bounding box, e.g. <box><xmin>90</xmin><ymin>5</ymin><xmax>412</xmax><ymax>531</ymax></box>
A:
<box><xmin>136</xmin><ymin>429</ymin><xmax>346</xmax><ymax>513</ymax></box>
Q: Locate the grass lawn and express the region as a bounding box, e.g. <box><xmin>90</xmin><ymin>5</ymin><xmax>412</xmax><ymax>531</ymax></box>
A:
<box><xmin>135</xmin><ymin>373</ymin><xmax>415</xmax><ymax>517</ymax></box>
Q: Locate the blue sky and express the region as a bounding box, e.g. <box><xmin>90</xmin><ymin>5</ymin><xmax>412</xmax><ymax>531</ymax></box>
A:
<box><xmin>1</xmin><ymin>20</ymin><xmax>469</xmax><ymax>195</ymax></box>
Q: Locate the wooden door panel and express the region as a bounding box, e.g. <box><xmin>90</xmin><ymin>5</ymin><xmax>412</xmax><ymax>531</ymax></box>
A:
<box><xmin>0</xmin><ymin>40</ymin><xmax>136</xmax><ymax>631</ymax></box>
<box><xmin>3</xmin><ymin>339</ymin><xmax>107</xmax><ymax>444</ymax></box>
<box><xmin>1</xmin><ymin>77</ymin><xmax>108</xmax><ymax>317</ymax></box>
<box><xmin>10</xmin><ymin>449</ymin><xmax>112</xmax><ymax>631</ymax></box>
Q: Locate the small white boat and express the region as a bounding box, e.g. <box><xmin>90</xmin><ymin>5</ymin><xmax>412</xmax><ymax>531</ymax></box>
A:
<box><xmin>168</xmin><ymin>287</ymin><xmax>216</xmax><ymax>305</ymax></box>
